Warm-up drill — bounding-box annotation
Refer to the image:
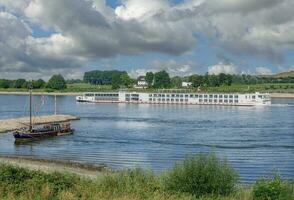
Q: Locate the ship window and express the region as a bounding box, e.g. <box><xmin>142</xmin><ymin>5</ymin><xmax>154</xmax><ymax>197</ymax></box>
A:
<box><xmin>234</xmin><ymin>95</ymin><xmax>238</xmax><ymax>98</ymax></box>
<box><xmin>229</xmin><ymin>95</ymin><xmax>233</xmax><ymax>98</ymax></box>
<box><xmin>204</xmin><ymin>95</ymin><xmax>208</xmax><ymax>98</ymax></box>
<box><xmin>234</xmin><ymin>100</ymin><xmax>238</xmax><ymax>103</ymax></box>
<box><xmin>199</xmin><ymin>99</ymin><xmax>203</xmax><ymax>102</ymax></box>
<box><xmin>185</xmin><ymin>99</ymin><xmax>188</xmax><ymax>102</ymax></box>
<box><xmin>171</xmin><ymin>99</ymin><xmax>174</xmax><ymax>101</ymax></box>
<box><xmin>158</xmin><ymin>98</ymin><xmax>161</xmax><ymax>101</ymax></box>
<box><xmin>195</xmin><ymin>95</ymin><xmax>198</xmax><ymax>98</ymax></box>
<box><xmin>149</xmin><ymin>94</ymin><xmax>152</xmax><ymax>97</ymax></box>
<box><xmin>229</xmin><ymin>100</ymin><xmax>233</xmax><ymax>103</ymax></box>
<box><xmin>180</xmin><ymin>99</ymin><xmax>183</xmax><ymax>102</ymax></box>
<box><xmin>214</xmin><ymin>99</ymin><xmax>217</xmax><ymax>103</ymax></box>
<box><xmin>185</xmin><ymin>94</ymin><xmax>188</xmax><ymax>97</ymax></box>
<box><xmin>166</xmin><ymin>94</ymin><xmax>170</xmax><ymax>97</ymax></box>
<box><xmin>199</xmin><ymin>95</ymin><xmax>203</xmax><ymax>98</ymax></box>
<box><xmin>176</xmin><ymin>94</ymin><xmax>179</xmax><ymax>97</ymax></box>
<box><xmin>171</xmin><ymin>94</ymin><xmax>175</xmax><ymax>97</ymax></box>
<box><xmin>180</xmin><ymin>95</ymin><xmax>183</xmax><ymax>97</ymax></box>
<box><xmin>219</xmin><ymin>99</ymin><xmax>223</xmax><ymax>103</ymax></box>
<box><xmin>258</xmin><ymin>95</ymin><xmax>263</xmax><ymax>99</ymax></box>
<box><xmin>154</xmin><ymin>94</ymin><xmax>157</xmax><ymax>97</ymax></box>
<box><xmin>162</xmin><ymin>94</ymin><xmax>165</xmax><ymax>97</ymax></box>
<box><xmin>190</xmin><ymin>94</ymin><xmax>193</xmax><ymax>98</ymax></box>
<box><xmin>214</xmin><ymin>95</ymin><xmax>218</xmax><ymax>98</ymax></box>
<box><xmin>153</xmin><ymin>98</ymin><xmax>156</xmax><ymax>101</ymax></box>
<box><xmin>204</xmin><ymin>99</ymin><xmax>208</xmax><ymax>102</ymax></box>
<box><xmin>224</xmin><ymin>95</ymin><xmax>228</xmax><ymax>98</ymax></box>
<box><xmin>209</xmin><ymin>95</ymin><xmax>213</xmax><ymax>98</ymax></box>
<box><xmin>162</xmin><ymin>99</ymin><xmax>165</xmax><ymax>101</ymax></box>
<box><xmin>209</xmin><ymin>99</ymin><xmax>212</xmax><ymax>102</ymax></box>
<box><xmin>149</xmin><ymin>98</ymin><xmax>152</xmax><ymax>101</ymax></box>
<box><xmin>167</xmin><ymin>99</ymin><xmax>170</xmax><ymax>101</ymax></box>
<box><xmin>224</xmin><ymin>99</ymin><xmax>228</xmax><ymax>103</ymax></box>
<box><xmin>219</xmin><ymin>95</ymin><xmax>223</xmax><ymax>98</ymax></box>
<box><xmin>176</xmin><ymin>99</ymin><xmax>179</xmax><ymax>102</ymax></box>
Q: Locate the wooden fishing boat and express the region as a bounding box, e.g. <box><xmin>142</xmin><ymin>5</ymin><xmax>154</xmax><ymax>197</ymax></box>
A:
<box><xmin>12</xmin><ymin>86</ymin><xmax>74</xmax><ymax>141</ymax></box>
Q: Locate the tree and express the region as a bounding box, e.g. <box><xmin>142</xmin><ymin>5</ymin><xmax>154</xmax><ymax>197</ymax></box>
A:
<box><xmin>83</xmin><ymin>70</ymin><xmax>128</xmax><ymax>85</ymax></box>
<box><xmin>171</xmin><ymin>76</ymin><xmax>183</xmax><ymax>88</ymax></box>
<box><xmin>153</xmin><ymin>70</ymin><xmax>171</xmax><ymax>88</ymax></box>
<box><xmin>120</xmin><ymin>73</ymin><xmax>132</xmax><ymax>87</ymax></box>
<box><xmin>0</xmin><ymin>79</ymin><xmax>11</xmax><ymax>89</ymax></box>
<box><xmin>47</xmin><ymin>74</ymin><xmax>67</xmax><ymax>90</ymax></box>
<box><xmin>14</xmin><ymin>79</ymin><xmax>27</xmax><ymax>88</ymax></box>
<box><xmin>32</xmin><ymin>79</ymin><xmax>46</xmax><ymax>89</ymax></box>
<box><xmin>189</xmin><ymin>75</ymin><xmax>203</xmax><ymax>87</ymax></box>
<box><xmin>145</xmin><ymin>72</ymin><xmax>154</xmax><ymax>87</ymax></box>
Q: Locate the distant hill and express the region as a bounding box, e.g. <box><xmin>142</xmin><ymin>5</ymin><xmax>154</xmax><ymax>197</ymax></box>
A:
<box><xmin>274</xmin><ymin>70</ymin><xmax>294</xmax><ymax>78</ymax></box>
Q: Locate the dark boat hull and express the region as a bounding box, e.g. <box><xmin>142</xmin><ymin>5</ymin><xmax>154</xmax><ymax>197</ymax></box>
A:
<box><xmin>13</xmin><ymin>129</ymin><xmax>74</xmax><ymax>140</ymax></box>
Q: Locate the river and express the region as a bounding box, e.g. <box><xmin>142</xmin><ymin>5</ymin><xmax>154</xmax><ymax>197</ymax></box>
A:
<box><xmin>0</xmin><ymin>94</ymin><xmax>293</xmax><ymax>184</ymax></box>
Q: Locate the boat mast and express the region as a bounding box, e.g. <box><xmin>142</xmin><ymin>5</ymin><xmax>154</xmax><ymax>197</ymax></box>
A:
<box><xmin>29</xmin><ymin>84</ymin><xmax>32</xmax><ymax>132</ymax></box>
<box><xmin>54</xmin><ymin>94</ymin><xmax>57</xmax><ymax>115</ymax></box>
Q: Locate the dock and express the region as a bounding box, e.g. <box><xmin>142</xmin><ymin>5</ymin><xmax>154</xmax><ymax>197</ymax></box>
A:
<box><xmin>0</xmin><ymin>115</ymin><xmax>79</xmax><ymax>133</ymax></box>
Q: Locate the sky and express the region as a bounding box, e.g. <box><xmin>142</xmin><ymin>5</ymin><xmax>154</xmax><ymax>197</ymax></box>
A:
<box><xmin>0</xmin><ymin>0</ymin><xmax>294</xmax><ymax>80</ymax></box>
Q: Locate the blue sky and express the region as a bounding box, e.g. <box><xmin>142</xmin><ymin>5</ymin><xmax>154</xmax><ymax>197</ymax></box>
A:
<box><xmin>0</xmin><ymin>0</ymin><xmax>294</xmax><ymax>80</ymax></box>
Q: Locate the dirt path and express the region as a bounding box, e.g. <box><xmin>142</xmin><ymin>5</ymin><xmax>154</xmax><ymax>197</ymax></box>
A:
<box><xmin>0</xmin><ymin>156</ymin><xmax>107</xmax><ymax>179</ymax></box>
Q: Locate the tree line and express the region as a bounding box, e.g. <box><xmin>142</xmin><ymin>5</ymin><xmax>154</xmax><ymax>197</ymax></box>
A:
<box><xmin>1</xmin><ymin>70</ymin><xmax>294</xmax><ymax>90</ymax></box>
<box><xmin>0</xmin><ymin>74</ymin><xmax>67</xmax><ymax>90</ymax></box>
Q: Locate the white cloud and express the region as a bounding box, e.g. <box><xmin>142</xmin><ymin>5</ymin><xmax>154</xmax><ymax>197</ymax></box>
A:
<box><xmin>0</xmin><ymin>0</ymin><xmax>294</xmax><ymax>78</ymax></box>
<box><xmin>208</xmin><ymin>63</ymin><xmax>237</xmax><ymax>75</ymax></box>
<box><xmin>255</xmin><ymin>67</ymin><xmax>272</xmax><ymax>75</ymax></box>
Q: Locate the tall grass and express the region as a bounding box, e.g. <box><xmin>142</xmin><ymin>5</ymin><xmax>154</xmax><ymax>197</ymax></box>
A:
<box><xmin>0</xmin><ymin>154</ymin><xmax>293</xmax><ymax>200</ymax></box>
<box><xmin>163</xmin><ymin>154</ymin><xmax>238</xmax><ymax>197</ymax></box>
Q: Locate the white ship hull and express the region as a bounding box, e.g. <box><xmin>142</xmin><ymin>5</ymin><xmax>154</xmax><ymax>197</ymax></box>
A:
<box><xmin>76</xmin><ymin>91</ymin><xmax>271</xmax><ymax>106</ymax></box>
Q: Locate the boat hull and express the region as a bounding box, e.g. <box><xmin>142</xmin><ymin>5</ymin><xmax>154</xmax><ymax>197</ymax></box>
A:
<box><xmin>13</xmin><ymin>129</ymin><xmax>74</xmax><ymax>140</ymax></box>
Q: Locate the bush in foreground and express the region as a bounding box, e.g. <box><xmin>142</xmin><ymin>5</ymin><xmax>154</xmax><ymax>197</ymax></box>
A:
<box><xmin>252</xmin><ymin>175</ymin><xmax>294</xmax><ymax>200</ymax></box>
<box><xmin>163</xmin><ymin>154</ymin><xmax>239</xmax><ymax>197</ymax></box>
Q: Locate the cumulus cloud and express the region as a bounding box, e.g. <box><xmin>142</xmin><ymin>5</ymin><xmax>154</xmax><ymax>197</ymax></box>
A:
<box><xmin>255</xmin><ymin>67</ymin><xmax>272</xmax><ymax>75</ymax></box>
<box><xmin>0</xmin><ymin>0</ymin><xmax>294</xmax><ymax>78</ymax></box>
<box><xmin>208</xmin><ymin>63</ymin><xmax>237</xmax><ymax>75</ymax></box>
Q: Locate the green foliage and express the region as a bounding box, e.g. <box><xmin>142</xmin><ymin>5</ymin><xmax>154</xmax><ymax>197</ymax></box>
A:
<box><xmin>0</xmin><ymin>79</ymin><xmax>12</xmax><ymax>88</ymax></box>
<box><xmin>163</xmin><ymin>154</ymin><xmax>239</xmax><ymax>197</ymax></box>
<box><xmin>47</xmin><ymin>74</ymin><xmax>67</xmax><ymax>90</ymax></box>
<box><xmin>32</xmin><ymin>79</ymin><xmax>46</xmax><ymax>89</ymax></box>
<box><xmin>252</xmin><ymin>175</ymin><xmax>294</xmax><ymax>200</ymax></box>
<box><xmin>120</xmin><ymin>73</ymin><xmax>132</xmax><ymax>87</ymax></box>
<box><xmin>171</xmin><ymin>76</ymin><xmax>183</xmax><ymax>88</ymax></box>
<box><xmin>145</xmin><ymin>72</ymin><xmax>154</xmax><ymax>87</ymax></box>
<box><xmin>153</xmin><ymin>70</ymin><xmax>171</xmax><ymax>88</ymax></box>
<box><xmin>14</xmin><ymin>79</ymin><xmax>27</xmax><ymax>88</ymax></box>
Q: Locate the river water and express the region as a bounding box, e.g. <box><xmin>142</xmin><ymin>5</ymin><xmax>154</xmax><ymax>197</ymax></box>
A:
<box><xmin>0</xmin><ymin>94</ymin><xmax>293</xmax><ymax>184</ymax></box>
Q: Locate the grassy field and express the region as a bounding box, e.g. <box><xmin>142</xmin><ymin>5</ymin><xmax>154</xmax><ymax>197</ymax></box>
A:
<box><xmin>0</xmin><ymin>154</ymin><xmax>293</xmax><ymax>200</ymax></box>
<box><xmin>1</xmin><ymin>83</ymin><xmax>294</xmax><ymax>93</ymax></box>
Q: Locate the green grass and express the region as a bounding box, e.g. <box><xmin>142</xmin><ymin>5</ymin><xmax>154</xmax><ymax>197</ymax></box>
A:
<box><xmin>0</xmin><ymin>154</ymin><xmax>293</xmax><ymax>200</ymax></box>
<box><xmin>1</xmin><ymin>83</ymin><xmax>294</xmax><ymax>93</ymax></box>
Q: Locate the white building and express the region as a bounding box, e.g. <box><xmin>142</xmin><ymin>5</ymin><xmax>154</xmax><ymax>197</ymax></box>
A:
<box><xmin>136</xmin><ymin>76</ymin><xmax>148</xmax><ymax>88</ymax></box>
<box><xmin>182</xmin><ymin>81</ymin><xmax>192</xmax><ymax>87</ymax></box>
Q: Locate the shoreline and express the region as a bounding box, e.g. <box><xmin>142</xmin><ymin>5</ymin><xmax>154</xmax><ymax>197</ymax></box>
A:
<box><xmin>0</xmin><ymin>91</ymin><xmax>294</xmax><ymax>98</ymax></box>
<box><xmin>0</xmin><ymin>155</ymin><xmax>107</xmax><ymax>179</ymax></box>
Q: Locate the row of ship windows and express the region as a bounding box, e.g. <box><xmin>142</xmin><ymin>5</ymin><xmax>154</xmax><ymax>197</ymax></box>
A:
<box><xmin>86</xmin><ymin>93</ymin><xmax>119</xmax><ymax>97</ymax></box>
<box><xmin>149</xmin><ymin>94</ymin><xmax>238</xmax><ymax>98</ymax></box>
<box><xmin>148</xmin><ymin>98</ymin><xmax>239</xmax><ymax>103</ymax></box>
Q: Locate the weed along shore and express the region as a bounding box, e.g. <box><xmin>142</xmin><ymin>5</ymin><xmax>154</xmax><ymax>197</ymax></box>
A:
<box><xmin>0</xmin><ymin>115</ymin><xmax>79</xmax><ymax>133</ymax></box>
<box><xmin>0</xmin><ymin>154</ymin><xmax>293</xmax><ymax>200</ymax></box>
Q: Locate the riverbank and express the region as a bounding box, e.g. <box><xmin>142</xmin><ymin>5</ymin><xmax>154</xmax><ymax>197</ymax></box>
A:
<box><xmin>1</xmin><ymin>91</ymin><xmax>294</xmax><ymax>98</ymax></box>
<box><xmin>0</xmin><ymin>156</ymin><xmax>105</xmax><ymax>179</ymax></box>
<box><xmin>0</xmin><ymin>114</ymin><xmax>79</xmax><ymax>133</ymax></box>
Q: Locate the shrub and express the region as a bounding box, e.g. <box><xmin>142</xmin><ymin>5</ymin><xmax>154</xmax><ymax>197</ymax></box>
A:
<box><xmin>163</xmin><ymin>153</ymin><xmax>239</xmax><ymax>197</ymax></box>
<box><xmin>252</xmin><ymin>175</ymin><xmax>294</xmax><ymax>200</ymax></box>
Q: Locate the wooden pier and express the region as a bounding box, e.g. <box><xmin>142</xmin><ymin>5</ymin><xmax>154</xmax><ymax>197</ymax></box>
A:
<box><xmin>0</xmin><ymin>115</ymin><xmax>79</xmax><ymax>133</ymax></box>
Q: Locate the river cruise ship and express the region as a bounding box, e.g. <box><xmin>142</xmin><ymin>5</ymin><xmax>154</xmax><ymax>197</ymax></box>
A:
<box><xmin>76</xmin><ymin>91</ymin><xmax>271</xmax><ymax>106</ymax></box>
